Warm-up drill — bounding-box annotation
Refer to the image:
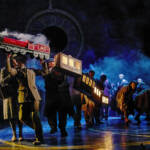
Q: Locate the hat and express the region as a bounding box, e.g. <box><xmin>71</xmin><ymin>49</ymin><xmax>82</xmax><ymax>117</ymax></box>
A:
<box><xmin>46</xmin><ymin>57</ymin><xmax>54</xmax><ymax>63</ymax></box>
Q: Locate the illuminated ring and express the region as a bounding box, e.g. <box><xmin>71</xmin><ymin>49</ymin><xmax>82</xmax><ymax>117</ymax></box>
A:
<box><xmin>25</xmin><ymin>8</ymin><xmax>84</xmax><ymax>58</ymax></box>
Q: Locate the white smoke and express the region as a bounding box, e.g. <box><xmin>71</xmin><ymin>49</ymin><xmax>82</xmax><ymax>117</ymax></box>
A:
<box><xmin>0</xmin><ymin>28</ymin><xmax>50</xmax><ymax>46</ymax></box>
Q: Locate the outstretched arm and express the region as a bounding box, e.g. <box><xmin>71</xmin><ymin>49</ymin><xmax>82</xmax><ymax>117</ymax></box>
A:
<box><xmin>6</xmin><ymin>54</ymin><xmax>17</xmax><ymax>76</ymax></box>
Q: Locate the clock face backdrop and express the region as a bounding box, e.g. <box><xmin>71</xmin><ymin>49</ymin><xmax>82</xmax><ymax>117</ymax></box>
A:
<box><xmin>25</xmin><ymin>9</ymin><xmax>84</xmax><ymax>58</ymax></box>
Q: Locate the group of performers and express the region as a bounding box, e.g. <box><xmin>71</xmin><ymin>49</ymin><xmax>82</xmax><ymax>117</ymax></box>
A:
<box><xmin>0</xmin><ymin>53</ymin><xmax>150</xmax><ymax>145</ymax></box>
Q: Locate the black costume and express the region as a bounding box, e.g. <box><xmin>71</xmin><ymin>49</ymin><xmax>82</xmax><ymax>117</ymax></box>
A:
<box><xmin>44</xmin><ymin>68</ymin><xmax>73</xmax><ymax>136</ymax></box>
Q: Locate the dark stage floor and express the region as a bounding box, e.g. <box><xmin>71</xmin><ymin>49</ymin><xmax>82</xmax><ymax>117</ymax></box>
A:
<box><xmin>0</xmin><ymin>116</ymin><xmax>150</xmax><ymax>150</ymax></box>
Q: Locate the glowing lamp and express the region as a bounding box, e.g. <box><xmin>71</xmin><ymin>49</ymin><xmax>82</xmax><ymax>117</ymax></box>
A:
<box><xmin>62</xmin><ymin>55</ymin><xmax>68</xmax><ymax>65</ymax></box>
<box><xmin>54</xmin><ymin>52</ymin><xmax>82</xmax><ymax>77</ymax></box>
<box><xmin>73</xmin><ymin>74</ymin><xmax>96</xmax><ymax>98</ymax></box>
<box><xmin>94</xmin><ymin>87</ymin><xmax>102</xmax><ymax>97</ymax></box>
<box><xmin>102</xmin><ymin>96</ymin><xmax>109</xmax><ymax>104</ymax></box>
<box><xmin>82</xmin><ymin>74</ymin><xmax>86</xmax><ymax>82</ymax></box>
<box><xmin>85</xmin><ymin>77</ymin><xmax>90</xmax><ymax>85</ymax></box>
<box><xmin>69</xmin><ymin>58</ymin><xmax>74</xmax><ymax>67</ymax></box>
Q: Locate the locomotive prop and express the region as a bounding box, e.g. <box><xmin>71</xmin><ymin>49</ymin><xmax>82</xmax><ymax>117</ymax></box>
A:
<box><xmin>0</xmin><ymin>36</ymin><xmax>50</xmax><ymax>60</ymax></box>
<box><xmin>0</xmin><ymin>34</ymin><xmax>108</xmax><ymax>105</ymax></box>
<box><xmin>54</xmin><ymin>52</ymin><xmax>82</xmax><ymax>77</ymax></box>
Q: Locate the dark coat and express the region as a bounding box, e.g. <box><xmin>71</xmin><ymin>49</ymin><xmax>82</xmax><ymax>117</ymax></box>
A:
<box><xmin>44</xmin><ymin>68</ymin><xmax>74</xmax><ymax>117</ymax></box>
<box><xmin>135</xmin><ymin>89</ymin><xmax>150</xmax><ymax>113</ymax></box>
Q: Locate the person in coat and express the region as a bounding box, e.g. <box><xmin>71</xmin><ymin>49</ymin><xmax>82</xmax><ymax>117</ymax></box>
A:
<box><xmin>0</xmin><ymin>55</ymin><xmax>23</xmax><ymax>142</ymax></box>
<box><xmin>40</xmin><ymin>59</ymin><xmax>74</xmax><ymax>137</ymax></box>
<box><xmin>81</xmin><ymin>70</ymin><xmax>95</xmax><ymax>127</ymax></box>
<box><xmin>6</xmin><ymin>54</ymin><xmax>43</xmax><ymax>145</ymax></box>
<box><xmin>116</xmin><ymin>81</ymin><xmax>137</xmax><ymax>124</ymax></box>
<box><xmin>134</xmin><ymin>88</ymin><xmax>150</xmax><ymax>123</ymax></box>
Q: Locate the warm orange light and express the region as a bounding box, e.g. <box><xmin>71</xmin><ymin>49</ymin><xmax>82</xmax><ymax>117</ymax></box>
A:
<box><xmin>69</xmin><ymin>58</ymin><xmax>74</xmax><ymax>67</ymax></box>
<box><xmin>82</xmin><ymin>75</ymin><xmax>86</xmax><ymax>83</ymax></box>
<box><xmin>102</xmin><ymin>96</ymin><xmax>109</xmax><ymax>104</ymax></box>
<box><xmin>98</xmin><ymin>90</ymin><xmax>102</xmax><ymax>97</ymax></box>
<box><xmin>94</xmin><ymin>87</ymin><xmax>97</xmax><ymax>94</ymax></box>
<box><xmin>89</xmin><ymin>79</ymin><xmax>92</xmax><ymax>87</ymax></box>
<box><xmin>62</xmin><ymin>55</ymin><xmax>68</xmax><ymax>65</ymax></box>
<box><xmin>86</xmin><ymin>77</ymin><xmax>89</xmax><ymax>85</ymax></box>
<box><xmin>75</xmin><ymin>61</ymin><xmax>81</xmax><ymax>70</ymax></box>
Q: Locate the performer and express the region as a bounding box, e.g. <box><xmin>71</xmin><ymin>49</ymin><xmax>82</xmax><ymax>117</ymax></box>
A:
<box><xmin>81</xmin><ymin>70</ymin><xmax>95</xmax><ymax>127</ymax></box>
<box><xmin>117</xmin><ymin>74</ymin><xmax>128</xmax><ymax>90</ymax></box>
<box><xmin>40</xmin><ymin>59</ymin><xmax>74</xmax><ymax>137</ymax></box>
<box><xmin>103</xmin><ymin>77</ymin><xmax>111</xmax><ymax>120</ymax></box>
<box><xmin>96</xmin><ymin>74</ymin><xmax>107</xmax><ymax>122</ymax></box>
<box><xmin>116</xmin><ymin>81</ymin><xmax>137</xmax><ymax>124</ymax></box>
<box><xmin>69</xmin><ymin>77</ymin><xmax>82</xmax><ymax>129</ymax></box>
<box><xmin>0</xmin><ymin>55</ymin><xmax>23</xmax><ymax>142</ymax></box>
<box><xmin>134</xmin><ymin>79</ymin><xmax>150</xmax><ymax>123</ymax></box>
<box><xmin>6</xmin><ymin>54</ymin><xmax>43</xmax><ymax>145</ymax></box>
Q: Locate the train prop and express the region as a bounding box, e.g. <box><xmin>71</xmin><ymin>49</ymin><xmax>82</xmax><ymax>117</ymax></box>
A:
<box><xmin>54</xmin><ymin>52</ymin><xmax>82</xmax><ymax>77</ymax></box>
<box><xmin>73</xmin><ymin>74</ymin><xmax>109</xmax><ymax>104</ymax></box>
<box><xmin>0</xmin><ymin>36</ymin><xmax>50</xmax><ymax>59</ymax></box>
<box><xmin>73</xmin><ymin>74</ymin><xmax>95</xmax><ymax>97</ymax></box>
<box><xmin>0</xmin><ymin>35</ymin><xmax>108</xmax><ymax>104</ymax></box>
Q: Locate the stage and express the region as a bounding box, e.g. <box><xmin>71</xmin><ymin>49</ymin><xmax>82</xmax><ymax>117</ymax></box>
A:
<box><xmin>0</xmin><ymin>116</ymin><xmax>150</xmax><ymax>150</ymax></box>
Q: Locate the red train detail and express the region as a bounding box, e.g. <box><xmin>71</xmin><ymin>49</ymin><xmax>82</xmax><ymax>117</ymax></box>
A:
<box><xmin>28</xmin><ymin>43</ymin><xmax>50</xmax><ymax>53</ymax></box>
<box><xmin>2</xmin><ymin>37</ymin><xmax>50</xmax><ymax>54</ymax></box>
<box><xmin>3</xmin><ymin>37</ymin><xmax>28</xmax><ymax>48</ymax></box>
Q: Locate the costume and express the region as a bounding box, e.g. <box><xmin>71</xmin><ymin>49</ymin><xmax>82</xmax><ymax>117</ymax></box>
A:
<box><xmin>116</xmin><ymin>85</ymin><xmax>135</xmax><ymax>122</ymax></box>
<box><xmin>42</xmin><ymin>62</ymin><xmax>73</xmax><ymax>136</ymax></box>
<box><xmin>7</xmin><ymin>57</ymin><xmax>43</xmax><ymax>144</ymax></box>
<box><xmin>0</xmin><ymin>67</ymin><xmax>18</xmax><ymax>120</ymax></box>
<box><xmin>134</xmin><ymin>89</ymin><xmax>150</xmax><ymax>122</ymax></box>
<box><xmin>81</xmin><ymin>93</ymin><xmax>95</xmax><ymax>126</ymax></box>
<box><xmin>0</xmin><ymin>66</ymin><xmax>23</xmax><ymax>142</ymax></box>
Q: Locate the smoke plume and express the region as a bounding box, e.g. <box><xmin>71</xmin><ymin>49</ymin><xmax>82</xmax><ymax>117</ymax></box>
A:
<box><xmin>0</xmin><ymin>28</ymin><xmax>49</xmax><ymax>45</ymax></box>
<box><xmin>83</xmin><ymin>49</ymin><xmax>150</xmax><ymax>85</ymax></box>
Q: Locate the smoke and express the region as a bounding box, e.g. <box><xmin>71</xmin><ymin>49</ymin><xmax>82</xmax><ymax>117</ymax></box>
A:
<box><xmin>83</xmin><ymin>49</ymin><xmax>150</xmax><ymax>85</ymax></box>
<box><xmin>0</xmin><ymin>28</ymin><xmax>49</xmax><ymax>45</ymax></box>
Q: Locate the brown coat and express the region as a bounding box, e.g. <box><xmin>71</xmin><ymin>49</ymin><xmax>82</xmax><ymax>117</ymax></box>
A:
<box><xmin>116</xmin><ymin>85</ymin><xmax>134</xmax><ymax>113</ymax></box>
<box><xmin>7</xmin><ymin>58</ymin><xmax>41</xmax><ymax>102</ymax></box>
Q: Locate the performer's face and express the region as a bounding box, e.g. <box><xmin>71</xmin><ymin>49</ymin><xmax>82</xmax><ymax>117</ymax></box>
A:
<box><xmin>48</xmin><ymin>61</ymin><xmax>55</xmax><ymax>68</ymax></box>
<box><xmin>130</xmin><ymin>82</ymin><xmax>136</xmax><ymax>90</ymax></box>
<box><xmin>89</xmin><ymin>72</ymin><xmax>95</xmax><ymax>78</ymax></box>
<box><xmin>119</xmin><ymin>74</ymin><xmax>124</xmax><ymax>79</ymax></box>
